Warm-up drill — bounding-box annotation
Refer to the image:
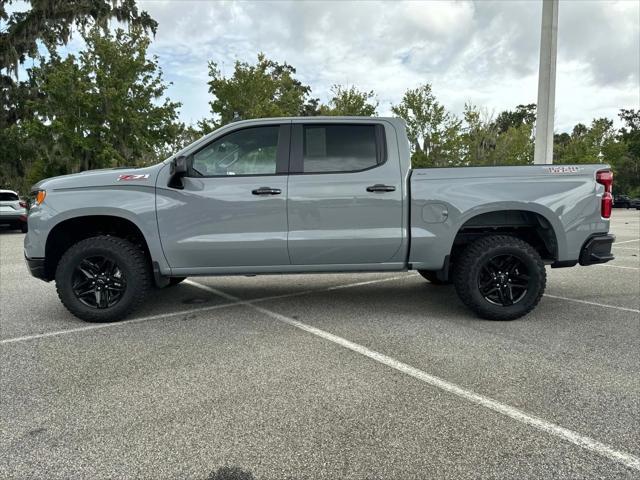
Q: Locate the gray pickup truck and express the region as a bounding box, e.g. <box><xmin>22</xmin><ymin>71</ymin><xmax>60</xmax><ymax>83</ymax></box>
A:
<box><xmin>25</xmin><ymin>117</ymin><xmax>615</xmax><ymax>322</ymax></box>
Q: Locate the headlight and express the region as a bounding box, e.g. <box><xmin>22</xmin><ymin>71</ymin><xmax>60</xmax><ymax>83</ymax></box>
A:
<box><xmin>29</xmin><ymin>190</ymin><xmax>47</xmax><ymax>209</ymax></box>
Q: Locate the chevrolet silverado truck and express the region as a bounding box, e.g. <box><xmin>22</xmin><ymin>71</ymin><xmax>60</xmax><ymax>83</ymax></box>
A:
<box><xmin>25</xmin><ymin>117</ymin><xmax>615</xmax><ymax>322</ymax></box>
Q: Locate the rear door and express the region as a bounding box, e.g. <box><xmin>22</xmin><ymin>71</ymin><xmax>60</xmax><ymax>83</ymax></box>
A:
<box><xmin>156</xmin><ymin>124</ymin><xmax>291</xmax><ymax>270</ymax></box>
<box><xmin>286</xmin><ymin>122</ymin><xmax>403</xmax><ymax>265</ymax></box>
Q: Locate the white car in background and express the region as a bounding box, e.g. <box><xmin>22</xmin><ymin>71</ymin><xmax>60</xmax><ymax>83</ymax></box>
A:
<box><xmin>0</xmin><ymin>189</ymin><xmax>28</xmax><ymax>233</ymax></box>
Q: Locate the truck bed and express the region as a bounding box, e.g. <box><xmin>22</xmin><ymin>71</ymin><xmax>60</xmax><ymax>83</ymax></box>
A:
<box><xmin>408</xmin><ymin>164</ymin><xmax>610</xmax><ymax>270</ymax></box>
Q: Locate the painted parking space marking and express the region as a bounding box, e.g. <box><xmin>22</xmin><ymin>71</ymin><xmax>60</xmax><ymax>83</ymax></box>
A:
<box><xmin>3</xmin><ymin>272</ymin><xmax>637</xmax><ymax>344</ymax></box>
<box><xmin>0</xmin><ymin>276</ymin><xmax>405</xmax><ymax>345</ymax></box>
<box><xmin>613</xmin><ymin>245</ymin><xmax>640</xmax><ymax>251</ymax></box>
<box><xmin>3</xmin><ymin>273</ymin><xmax>639</xmax><ymax>469</ymax></box>
<box><xmin>543</xmin><ymin>294</ymin><xmax>639</xmax><ymax>314</ymax></box>
<box><xmin>614</xmin><ymin>239</ymin><xmax>640</xmax><ymax>245</ymax></box>
<box><xmin>596</xmin><ymin>264</ymin><xmax>639</xmax><ymax>270</ymax></box>
<box><xmin>187</xmin><ymin>279</ymin><xmax>640</xmax><ymax>473</ymax></box>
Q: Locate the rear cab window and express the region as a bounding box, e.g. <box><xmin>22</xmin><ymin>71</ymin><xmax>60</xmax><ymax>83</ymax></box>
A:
<box><xmin>291</xmin><ymin>124</ymin><xmax>386</xmax><ymax>174</ymax></box>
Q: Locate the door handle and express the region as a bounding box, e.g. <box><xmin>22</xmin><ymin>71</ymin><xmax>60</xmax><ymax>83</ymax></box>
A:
<box><xmin>366</xmin><ymin>184</ymin><xmax>396</xmax><ymax>193</ymax></box>
<box><xmin>252</xmin><ymin>187</ymin><xmax>282</xmax><ymax>195</ymax></box>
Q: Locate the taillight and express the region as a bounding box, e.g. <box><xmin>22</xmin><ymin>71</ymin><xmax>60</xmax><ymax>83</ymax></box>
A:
<box><xmin>596</xmin><ymin>170</ymin><xmax>613</xmax><ymax>218</ymax></box>
<box><xmin>19</xmin><ymin>201</ymin><xmax>27</xmax><ymax>208</ymax></box>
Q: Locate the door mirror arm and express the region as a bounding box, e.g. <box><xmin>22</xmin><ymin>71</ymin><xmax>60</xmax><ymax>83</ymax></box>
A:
<box><xmin>168</xmin><ymin>155</ymin><xmax>189</xmax><ymax>189</ymax></box>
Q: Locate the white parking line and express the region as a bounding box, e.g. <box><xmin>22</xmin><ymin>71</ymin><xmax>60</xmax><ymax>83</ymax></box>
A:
<box><xmin>0</xmin><ymin>300</ymin><xmax>243</xmax><ymax>345</ymax></box>
<box><xmin>543</xmin><ymin>294</ymin><xmax>640</xmax><ymax>314</ymax></box>
<box><xmin>187</xmin><ymin>279</ymin><xmax>640</xmax><ymax>472</ymax></box>
<box><xmin>3</xmin><ymin>271</ymin><xmax>637</xmax><ymax>345</ymax></box>
<box><xmin>596</xmin><ymin>264</ymin><xmax>639</xmax><ymax>271</ymax></box>
<box><xmin>0</xmin><ymin>276</ymin><xmax>405</xmax><ymax>345</ymax></box>
<box><xmin>614</xmin><ymin>239</ymin><xmax>640</xmax><ymax>245</ymax></box>
<box><xmin>3</xmin><ymin>273</ymin><xmax>639</xmax><ymax>468</ymax></box>
<box><xmin>613</xmin><ymin>245</ymin><xmax>640</xmax><ymax>251</ymax></box>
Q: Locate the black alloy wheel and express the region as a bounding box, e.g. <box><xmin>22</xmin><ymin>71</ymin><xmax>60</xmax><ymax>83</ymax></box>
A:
<box><xmin>477</xmin><ymin>254</ymin><xmax>529</xmax><ymax>306</ymax></box>
<box><xmin>453</xmin><ymin>235</ymin><xmax>546</xmax><ymax>321</ymax></box>
<box><xmin>56</xmin><ymin>235</ymin><xmax>151</xmax><ymax>322</ymax></box>
<box><xmin>72</xmin><ymin>256</ymin><xmax>127</xmax><ymax>308</ymax></box>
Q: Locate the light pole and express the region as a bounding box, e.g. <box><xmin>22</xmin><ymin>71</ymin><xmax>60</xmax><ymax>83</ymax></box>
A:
<box><xmin>534</xmin><ymin>0</ymin><xmax>559</xmax><ymax>165</ymax></box>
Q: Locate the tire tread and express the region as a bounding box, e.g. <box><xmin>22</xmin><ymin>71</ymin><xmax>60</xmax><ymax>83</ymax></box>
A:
<box><xmin>453</xmin><ymin>235</ymin><xmax>546</xmax><ymax>321</ymax></box>
<box><xmin>55</xmin><ymin>235</ymin><xmax>151</xmax><ymax>322</ymax></box>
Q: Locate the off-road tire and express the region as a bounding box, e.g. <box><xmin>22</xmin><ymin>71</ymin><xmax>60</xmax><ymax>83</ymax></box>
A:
<box><xmin>55</xmin><ymin>236</ymin><xmax>151</xmax><ymax>322</ymax></box>
<box><xmin>418</xmin><ymin>270</ymin><xmax>451</xmax><ymax>285</ymax></box>
<box><xmin>453</xmin><ymin>235</ymin><xmax>546</xmax><ymax>321</ymax></box>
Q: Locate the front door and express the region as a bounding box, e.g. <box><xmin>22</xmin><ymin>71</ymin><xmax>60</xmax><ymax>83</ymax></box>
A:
<box><xmin>286</xmin><ymin>122</ymin><xmax>404</xmax><ymax>265</ymax></box>
<box><xmin>157</xmin><ymin>124</ymin><xmax>290</xmax><ymax>270</ymax></box>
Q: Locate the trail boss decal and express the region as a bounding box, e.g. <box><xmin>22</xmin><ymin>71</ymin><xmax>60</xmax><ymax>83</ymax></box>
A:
<box><xmin>117</xmin><ymin>174</ymin><xmax>150</xmax><ymax>181</ymax></box>
<box><xmin>544</xmin><ymin>166</ymin><xmax>582</xmax><ymax>174</ymax></box>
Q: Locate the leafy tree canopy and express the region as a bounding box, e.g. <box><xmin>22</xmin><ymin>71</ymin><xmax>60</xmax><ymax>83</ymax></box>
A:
<box><xmin>613</xmin><ymin>109</ymin><xmax>640</xmax><ymax>196</ymax></box>
<box><xmin>0</xmin><ymin>0</ymin><xmax>156</xmax><ymax>75</ymax></box>
<box><xmin>319</xmin><ymin>84</ymin><xmax>378</xmax><ymax>116</ymax></box>
<box><xmin>0</xmin><ymin>27</ymin><xmax>183</xmax><ymax>191</ymax></box>
<box><xmin>494</xmin><ymin>104</ymin><xmax>536</xmax><ymax>133</ymax></box>
<box><xmin>391</xmin><ymin>83</ymin><xmax>462</xmax><ymax>167</ymax></box>
<box><xmin>205</xmin><ymin>53</ymin><xmax>318</xmax><ymax>126</ymax></box>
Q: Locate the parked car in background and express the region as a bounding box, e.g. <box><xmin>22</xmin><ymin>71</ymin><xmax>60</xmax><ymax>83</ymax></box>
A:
<box><xmin>613</xmin><ymin>195</ymin><xmax>640</xmax><ymax>209</ymax></box>
<box><xmin>0</xmin><ymin>189</ymin><xmax>28</xmax><ymax>232</ymax></box>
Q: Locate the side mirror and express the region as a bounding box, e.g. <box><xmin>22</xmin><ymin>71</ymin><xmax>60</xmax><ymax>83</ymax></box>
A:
<box><xmin>168</xmin><ymin>155</ymin><xmax>189</xmax><ymax>189</ymax></box>
<box><xmin>170</xmin><ymin>155</ymin><xmax>188</xmax><ymax>176</ymax></box>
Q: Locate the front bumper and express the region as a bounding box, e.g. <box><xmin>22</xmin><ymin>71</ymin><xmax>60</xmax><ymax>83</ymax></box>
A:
<box><xmin>579</xmin><ymin>234</ymin><xmax>615</xmax><ymax>266</ymax></box>
<box><xmin>25</xmin><ymin>255</ymin><xmax>48</xmax><ymax>281</ymax></box>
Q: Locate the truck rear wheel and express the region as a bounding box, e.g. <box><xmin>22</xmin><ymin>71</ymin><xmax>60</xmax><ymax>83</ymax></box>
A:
<box><xmin>417</xmin><ymin>270</ymin><xmax>451</xmax><ymax>285</ymax></box>
<box><xmin>55</xmin><ymin>236</ymin><xmax>151</xmax><ymax>322</ymax></box>
<box><xmin>453</xmin><ymin>235</ymin><xmax>546</xmax><ymax>321</ymax></box>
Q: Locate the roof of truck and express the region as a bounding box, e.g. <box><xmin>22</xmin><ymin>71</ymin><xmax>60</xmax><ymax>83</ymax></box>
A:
<box><xmin>225</xmin><ymin>116</ymin><xmax>401</xmax><ymax>123</ymax></box>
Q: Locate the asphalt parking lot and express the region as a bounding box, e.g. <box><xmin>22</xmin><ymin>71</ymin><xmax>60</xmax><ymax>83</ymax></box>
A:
<box><xmin>1</xmin><ymin>210</ymin><xmax>638</xmax><ymax>479</ymax></box>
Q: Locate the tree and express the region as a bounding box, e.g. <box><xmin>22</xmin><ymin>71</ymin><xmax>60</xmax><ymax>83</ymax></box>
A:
<box><xmin>0</xmin><ymin>0</ymin><xmax>159</xmax><ymax>192</ymax></box>
<box><xmin>493</xmin><ymin>123</ymin><xmax>535</xmax><ymax>165</ymax></box>
<box><xmin>554</xmin><ymin>118</ymin><xmax>618</xmax><ymax>165</ymax></box>
<box><xmin>613</xmin><ymin>109</ymin><xmax>640</xmax><ymax>196</ymax></box>
<box><xmin>319</xmin><ymin>84</ymin><xmax>378</xmax><ymax>116</ymax></box>
<box><xmin>391</xmin><ymin>84</ymin><xmax>462</xmax><ymax>167</ymax></box>
<box><xmin>461</xmin><ymin>103</ymin><xmax>497</xmax><ymax>165</ymax></box>
<box><xmin>0</xmin><ymin>27</ymin><xmax>183</xmax><ymax>192</ymax></box>
<box><xmin>479</xmin><ymin>104</ymin><xmax>536</xmax><ymax>166</ymax></box>
<box><xmin>494</xmin><ymin>104</ymin><xmax>536</xmax><ymax>133</ymax></box>
<box><xmin>0</xmin><ymin>0</ymin><xmax>156</xmax><ymax>75</ymax></box>
<box><xmin>205</xmin><ymin>53</ymin><xmax>317</xmax><ymax>126</ymax></box>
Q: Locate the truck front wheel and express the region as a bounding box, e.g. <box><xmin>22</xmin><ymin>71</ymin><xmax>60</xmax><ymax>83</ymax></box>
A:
<box><xmin>55</xmin><ymin>236</ymin><xmax>152</xmax><ymax>322</ymax></box>
<box><xmin>453</xmin><ymin>235</ymin><xmax>546</xmax><ymax>321</ymax></box>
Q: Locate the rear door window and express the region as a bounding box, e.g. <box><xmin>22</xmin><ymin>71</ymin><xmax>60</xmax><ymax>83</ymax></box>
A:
<box><xmin>301</xmin><ymin>125</ymin><xmax>382</xmax><ymax>173</ymax></box>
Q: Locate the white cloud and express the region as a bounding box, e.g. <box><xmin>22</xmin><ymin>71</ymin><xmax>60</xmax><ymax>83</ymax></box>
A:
<box><xmin>139</xmin><ymin>0</ymin><xmax>640</xmax><ymax>129</ymax></box>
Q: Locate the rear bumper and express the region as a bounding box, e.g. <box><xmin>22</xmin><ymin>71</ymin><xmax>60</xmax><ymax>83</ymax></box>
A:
<box><xmin>579</xmin><ymin>234</ymin><xmax>615</xmax><ymax>266</ymax></box>
<box><xmin>25</xmin><ymin>255</ymin><xmax>48</xmax><ymax>281</ymax></box>
<box><xmin>0</xmin><ymin>213</ymin><xmax>26</xmax><ymax>224</ymax></box>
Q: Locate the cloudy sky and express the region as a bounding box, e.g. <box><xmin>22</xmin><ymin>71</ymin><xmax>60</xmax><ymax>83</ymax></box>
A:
<box><xmin>13</xmin><ymin>0</ymin><xmax>640</xmax><ymax>132</ymax></box>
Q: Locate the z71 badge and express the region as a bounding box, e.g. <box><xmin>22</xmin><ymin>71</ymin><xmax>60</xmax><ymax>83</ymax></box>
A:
<box><xmin>117</xmin><ymin>174</ymin><xmax>150</xmax><ymax>181</ymax></box>
<box><xmin>544</xmin><ymin>166</ymin><xmax>582</xmax><ymax>174</ymax></box>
